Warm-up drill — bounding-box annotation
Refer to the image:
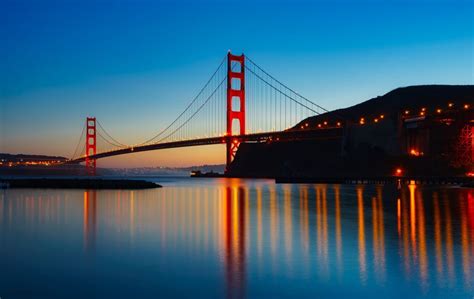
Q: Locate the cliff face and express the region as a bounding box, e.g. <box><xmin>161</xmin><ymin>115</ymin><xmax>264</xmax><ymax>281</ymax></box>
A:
<box><xmin>227</xmin><ymin>85</ymin><xmax>474</xmax><ymax>178</ymax></box>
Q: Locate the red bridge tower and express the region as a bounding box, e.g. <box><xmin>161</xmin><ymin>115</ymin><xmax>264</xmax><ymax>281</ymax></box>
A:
<box><xmin>85</xmin><ymin>117</ymin><xmax>97</xmax><ymax>175</ymax></box>
<box><xmin>226</xmin><ymin>52</ymin><xmax>245</xmax><ymax>171</ymax></box>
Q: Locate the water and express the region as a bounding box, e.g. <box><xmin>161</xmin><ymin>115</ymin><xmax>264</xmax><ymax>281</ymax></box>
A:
<box><xmin>1</xmin><ymin>177</ymin><xmax>473</xmax><ymax>298</ymax></box>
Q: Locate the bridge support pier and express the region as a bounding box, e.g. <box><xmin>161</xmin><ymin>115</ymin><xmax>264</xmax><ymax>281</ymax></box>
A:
<box><xmin>85</xmin><ymin>117</ymin><xmax>97</xmax><ymax>176</ymax></box>
<box><xmin>226</xmin><ymin>52</ymin><xmax>245</xmax><ymax>172</ymax></box>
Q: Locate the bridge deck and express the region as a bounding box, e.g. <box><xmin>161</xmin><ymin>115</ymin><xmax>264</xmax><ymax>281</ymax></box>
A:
<box><xmin>68</xmin><ymin>128</ymin><xmax>343</xmax><ymax>163</ymax></box>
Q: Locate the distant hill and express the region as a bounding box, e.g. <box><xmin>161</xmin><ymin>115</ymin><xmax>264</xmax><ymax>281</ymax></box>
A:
<box><xmin>294</xmin><ymin>85</ymin><xmax>474</xmax><ymax>128</ymax></box>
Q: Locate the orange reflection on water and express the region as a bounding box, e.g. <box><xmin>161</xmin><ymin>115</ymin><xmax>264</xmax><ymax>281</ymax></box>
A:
<box><xmin>256</xmin><ymin>185</ymin><xmax>263</xmax><ymax>259</ymax></box>
<box><xmin>299</xmin><ymin>185</ymin><xmax>310</xmax><ymax>257</ymax></box>
<box><xmin>269</xmin><ymin>184</ymin><xmax>278</xmax><ymax>261</ymax></box>
<box><xmin>372</xmin><ymin>185</ymin><xmax>386</xmax><ymax>284</ymax></box>
<box><xmin>83</xmin><ymin>190</ymin><xmax>97</xmax><ymax>251</ymax></box>
<box><xmin>315</xmin><ymin>184</ymin><xmax>329</xmax><ymax>278</ymax></box>
<box><xmin>334</xmin><ymin>185</ymin><xmax>343</xmax><ymax>275</ymax></box>
<box><xmin>444</xmin><ymin>196</ymin><xmax>456</xmax><ymax>287</ymax></box>
<box><xmin>7</xmin><ymin>178</ymin><xmax>473</xmax><ymax>297</ymax></box>
<box><xmin>222</xmin><ymin>183</ymin><xmax>246</xmax><ymax>299</ymax></box>
<box><xmin>460</xmin><ymin>196</ymin><xmax>471</xmax><ymax>289</ymax></box>
<box><xmin>283</xmin><ymin>184</ymin><xmax>293</xmax><ymax>269</ymax></box>
<box><xmin>357</xmin><ymin>186</ymin><xmax>367</xmax><ymax>284</ymax></box>
<box><xmin>433</xmin><ymin>193</ymin><xmax>444</xmax><ymax>287</ymax></box>
<box><xmin>415</xmin><ymin>187</ymin><xmax>428</xmax><ymax>292</ymax></box>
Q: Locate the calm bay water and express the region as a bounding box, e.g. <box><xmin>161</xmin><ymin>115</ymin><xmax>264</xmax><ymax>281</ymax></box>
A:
<box><xmin>1</xmin><ymin>177</ymin><xmax>473</xmax><ymax>298</ymax></box>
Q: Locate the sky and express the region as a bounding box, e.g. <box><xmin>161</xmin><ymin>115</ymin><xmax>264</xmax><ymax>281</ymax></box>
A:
<box><xmin>1</xmin><ymin>0</ymin><xmax>473</xmax><ymax>167</ymax></box>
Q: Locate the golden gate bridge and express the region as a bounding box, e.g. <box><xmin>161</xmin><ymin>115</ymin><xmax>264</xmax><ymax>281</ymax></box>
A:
<box><xmin>67</xmin><ymin>52</ymin><xmax>345</xmax><ymax>175</ymax></box>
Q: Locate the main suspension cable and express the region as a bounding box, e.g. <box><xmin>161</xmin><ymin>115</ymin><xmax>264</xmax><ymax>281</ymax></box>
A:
<box><xmin>70</xmin><ymin>123</ymin><xmax>86</xmax><ymax>160</ymax></box>
<box><xmin>138</xmin><ymin>55</ymin><xmax>227</xmax><ymax>145</ymax></box>
<box><xmin>245</xmin><ymin>55</ymin><xmax>329</xmax><ymax>113</ymax></box>
<box><xmin>97</xmin><ymin>120</ymin><xmax>129</xmax><ymax>147</ymax></box>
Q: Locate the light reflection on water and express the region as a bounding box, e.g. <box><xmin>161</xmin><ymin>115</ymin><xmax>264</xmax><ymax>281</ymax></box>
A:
<box><xmin>0</xmin><ymin>178</ymin><xmax>473</xmax><ymax>298</ymax></box>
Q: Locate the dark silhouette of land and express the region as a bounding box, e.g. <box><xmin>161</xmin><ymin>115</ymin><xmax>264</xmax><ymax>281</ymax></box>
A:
<box><xmin>227</xmin><ymin>85</ymin><xmax>474</xmax><ymax>179</ymax></box>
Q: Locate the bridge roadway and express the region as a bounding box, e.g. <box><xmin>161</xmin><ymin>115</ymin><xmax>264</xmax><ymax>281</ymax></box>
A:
<box><xmin>68</xmin><ymin>127</ymin><xmax>343</xmax><ymax>163</ymax></box>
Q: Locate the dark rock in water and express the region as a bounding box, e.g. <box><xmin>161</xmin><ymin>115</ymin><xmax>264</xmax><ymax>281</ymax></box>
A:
<box><xmin>0</xmin><ymin>178</ymin><xmax>161</xmax><ymax>189</ymax></box>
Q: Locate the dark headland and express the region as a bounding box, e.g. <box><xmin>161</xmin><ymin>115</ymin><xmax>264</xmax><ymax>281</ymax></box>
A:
<box><xmin>226</xmin><ymin>85</ymin><xmax>474</xmax><ymax>181</ymax></box>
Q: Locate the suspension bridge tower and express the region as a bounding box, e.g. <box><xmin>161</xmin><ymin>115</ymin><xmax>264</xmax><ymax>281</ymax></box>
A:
<box><xmin>226</xmin><ymin>52</ymin><xmax>245</xmax><ymax>171</ymax></box>
<box><xmin>85</xmin><ymin>117</ymin><xmax>97</xmax><ymax>175</ymax></box>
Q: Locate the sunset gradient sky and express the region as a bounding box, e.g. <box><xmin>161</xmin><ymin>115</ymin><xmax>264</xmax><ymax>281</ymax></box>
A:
<box><xmin>1</xmin><ymin>0</ymin><xmax>473</xmax><ymax>167</ymax></box>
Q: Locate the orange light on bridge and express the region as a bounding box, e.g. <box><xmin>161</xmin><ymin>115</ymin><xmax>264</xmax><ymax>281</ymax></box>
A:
<box><xmin>421</xmin><ymin>107</ymin><xmax>426</xmax><ymax>112</ymax></box>
<box><xmin>464</xmin><ymin>104</ymin><xmax>470</xmax><ymax>109</ymax></box>
<box><xmin>404</xmin><ymin>110</ymin><xmax>410</xmax><ymax>115</ymax></box>
<box><xmin>374</xmin><ymin>118</ymin><xmax>379</xmax><ymax>123</ymax></box>
<box><xmin>318</xmin><ymin>124</ymin><xmax>322</xmax><ymax>128</ymax></box>
<box><xmin>359</xmin><ymin>118</ymin><xmax>365</xmax><ymax>125</ymax></box>
<box><xmin>395</xmin><ymin>168</ymin><xmax>403</xmax><ymax>176</ymax></box>
<box><xmin>436</xmin><ymin>108</ymin><xmax>442</xmax><ymax>113</ymax></box>
<box><xmin>305</xmin><ymin>123</ymin><xmax>309</xmax><ymax>127</ymax></box>
<box><xmin>420</xmin><ymin>111</ymin><xmax>425</xmax><ymax>116</ymax></box>
<box><xmin>337</xmin><ymin>122</ymin><xmax>341</xmax><ymax>127</ymax></box>
<box><xmin>448</xmin><ymin>103</ymin><xmax>454</xmax><ymax>108</ymax></box>
<box><xmin>323</xmin><ymin>121</ymin><xmax>328</xmax><ymax>125</ymax></box>
<box><xmin>380</xmin><ymin>114</ymin><xmax>384</xmax><ymax>119</ymax></box>
<box><xmin>409</xmin><ymin>149</ymin><xmax>422</xmax><ymax>157</ymax></box>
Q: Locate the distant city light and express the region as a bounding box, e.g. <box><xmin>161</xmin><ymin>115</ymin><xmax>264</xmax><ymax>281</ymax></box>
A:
<box><xmin>409</xmin><ymin>149</ymin><xmax>422</xmax><ymax>157</ymax></box>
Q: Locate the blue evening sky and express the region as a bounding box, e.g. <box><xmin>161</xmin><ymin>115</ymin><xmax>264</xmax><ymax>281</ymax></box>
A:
<box><xmin>0</xmin><ymin>0</ymin><xmax>473</xmax><ymax>166</ymax></box>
